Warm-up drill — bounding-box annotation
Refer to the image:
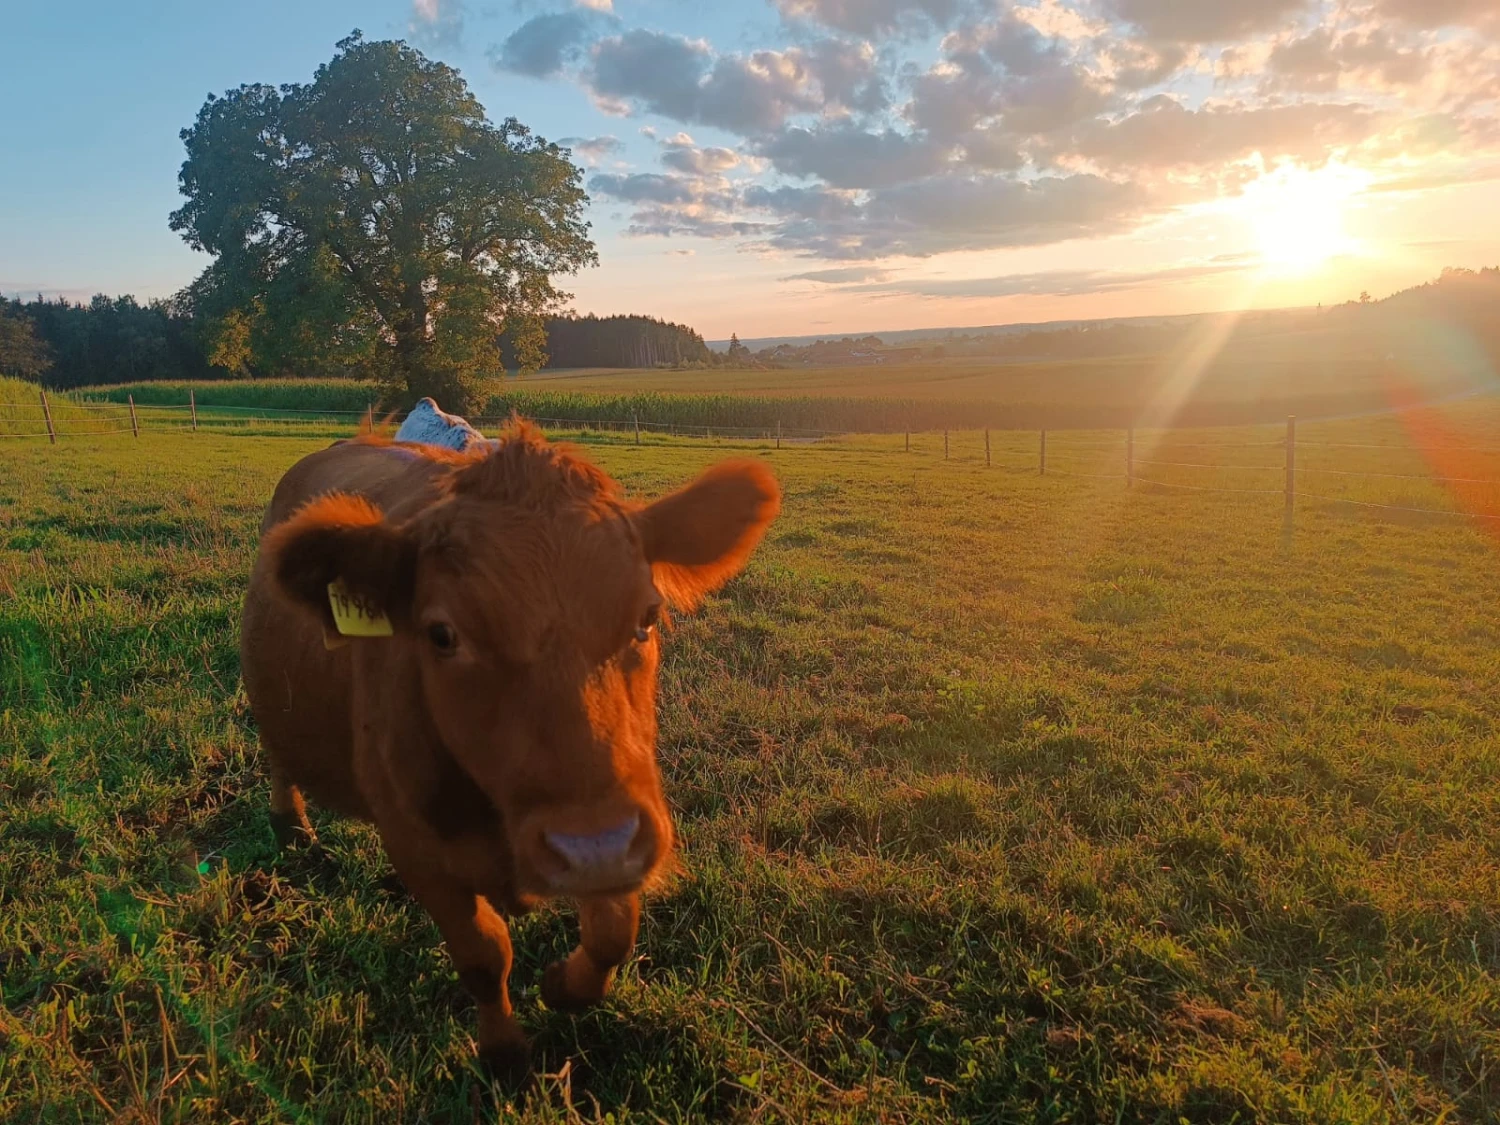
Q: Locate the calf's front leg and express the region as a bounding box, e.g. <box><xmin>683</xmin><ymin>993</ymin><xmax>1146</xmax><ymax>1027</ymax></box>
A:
<box><xmin>541</xmin><ymin>893</ymin><xmax>640</xmax><ymax>1012</ymax></box>
<box><xmin>384</xmin><ymin>840</ymin><xmax>530</xmax><ymax>1079</ymax></box>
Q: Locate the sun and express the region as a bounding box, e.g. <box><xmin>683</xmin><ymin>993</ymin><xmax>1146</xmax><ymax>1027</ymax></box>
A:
<box><xmin>1240</xmin><ymin>164</ymin><xmax>1364</xmax><ymax>273</ymax></box>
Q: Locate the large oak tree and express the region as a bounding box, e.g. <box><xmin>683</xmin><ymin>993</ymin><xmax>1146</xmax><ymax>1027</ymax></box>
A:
<box><xmin>171</xmin><ymin>32</ymin><xmax>595</xmax><ymax>411</ymax></box>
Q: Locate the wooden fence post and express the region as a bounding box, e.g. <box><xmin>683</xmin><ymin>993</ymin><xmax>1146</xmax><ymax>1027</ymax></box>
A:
<box><xmin>1285</xmin><ymin>415</ymin><xmax>1296</xmax><ymax>518</ymax></box>
<box><xmin>944</xmin><ymin>430</ymin><xmax>949</xmax><ymax>460</ymax></box>
<box><xmin>190</xmin><ymin>389</ymin><xmax>198</xmax><ymax>432</ymax></box>
<box><xmin>634</xmin><ymin>413</ymin><xmax>641</xmax><ymax>445</ymax></box>
<box><xmin>39</xmin><ymin>390</ymin><xmax>56</xmax><ymax>444</ymax></box>
<box><xmin>128</xmin><ymin>395</ymin><xmax>139</xmax><ymax>439</ymax></box>
<box><xmin>1039</xmin><ymin>429</ymin><xmax>1046</xmax><ymax>475</ymax></box>
<box><xmin>776</xmin><ymin>420</ymin><xmax>782</xmax><ymax>449</ymax></box>
<box><xmin>985</xmin><ymin>428</ymin><xmax>991</xmax><ymax>467</ymax></box>
<box><xmin>904</xmin><ymin>428</ymin><xmax>910</xmax><ymax>453</ymax></box>
<box><xmin>1126</xmin><ymin>427</ymin><xmax>1134</xmax><ymax>487</ymax></box>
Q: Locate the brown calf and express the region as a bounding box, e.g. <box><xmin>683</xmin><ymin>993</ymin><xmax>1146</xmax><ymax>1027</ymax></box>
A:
<box><xmin>239</xmin><ymin>423</ymin><xmax>779</xmax><ymax>1076</ymax></box>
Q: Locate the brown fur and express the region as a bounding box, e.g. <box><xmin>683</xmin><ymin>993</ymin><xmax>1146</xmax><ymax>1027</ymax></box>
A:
<box><xmin>240</xmin><ymin>421</ymin><xmax>779</xmax><ymax>1073</ymax></box>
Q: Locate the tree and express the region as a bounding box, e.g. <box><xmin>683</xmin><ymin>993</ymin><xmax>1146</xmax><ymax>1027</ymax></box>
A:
<box><xmin>0</xmin><ymin>303</ymin><xmax>53</xmax><ymax>380</ymax></box>
<box><xmin>170</xmin><ymin>32</ymin><xmax>596</xmax><ymax>411</ymax></box>
<box><xmin>726</xmin><ymin>333</ymin><xmax>750</xmax><ymax>363</ymax></box>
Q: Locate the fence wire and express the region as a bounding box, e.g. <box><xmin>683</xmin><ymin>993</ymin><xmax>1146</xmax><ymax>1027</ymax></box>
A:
<box><xmin>1294</xmin><ymin>466</ymin><xmax>1500</xmax><ymax>484</ymax></box>
<box><xmin>1134</xmin><ymin>458</ymin><xmax>1283</xmax><ymax>471</ymax></box>
<box><xmin>1297</xmin><ymin>492</ymin><xmax>1500</xmax><ymax>520</ymax></box>
<box><xmin>10</xmin><ymin>398</ymin><xmax>1500</xmax><ymax>527</ymax></box>
<box><xmin>1135</xmin><ymin>477</ymin><xmax>1283</xmax><ymax>495</ymax></box>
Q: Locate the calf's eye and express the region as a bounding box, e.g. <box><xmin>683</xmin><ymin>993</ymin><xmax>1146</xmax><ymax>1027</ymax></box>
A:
<box><xmin>634</xmin><ymin>602</ymin><xmax>660</xmax><ymax>643</ymax></box>
<box><xmin>427</xmin><ymin>621</ymin><xmax>459</xmax><ymax>655</ymax></box>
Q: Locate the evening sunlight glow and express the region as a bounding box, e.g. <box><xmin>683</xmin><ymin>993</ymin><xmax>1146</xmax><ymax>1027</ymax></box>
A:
<box><xmin>1242</xmin><ymin>164</ymin><xmax>1366</xmax><ymax>275</ymax></box>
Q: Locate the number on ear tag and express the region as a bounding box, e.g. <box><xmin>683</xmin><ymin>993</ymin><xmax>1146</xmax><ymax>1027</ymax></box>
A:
<box><xmin>327</xmin><ymin>578</ymin><xmax>393</xmax><ymax>637</ymax></box>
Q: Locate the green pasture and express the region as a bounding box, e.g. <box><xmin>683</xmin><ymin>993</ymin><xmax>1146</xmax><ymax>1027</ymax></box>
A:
<box><xmin>2</xmin><ymin>402</ymin><xmax>1498</xmax><ymax>1122</ymax></box>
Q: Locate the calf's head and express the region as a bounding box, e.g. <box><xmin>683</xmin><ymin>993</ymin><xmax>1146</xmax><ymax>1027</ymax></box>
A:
<box><xmin>263</xmin><ymin>427</ymin><xmax>779</xmax><ymax>899</ymax></box>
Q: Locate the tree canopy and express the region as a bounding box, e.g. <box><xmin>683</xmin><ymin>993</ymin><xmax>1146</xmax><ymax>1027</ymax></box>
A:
<box><xmin>170</xmin><ymin>32</ymin><xmax>596</xmax><ymax>410</ymax></box>
<box><xmin>0</xmin><ymin>304</ymin><xmax>53</xmax><ymax>381</ymax></box>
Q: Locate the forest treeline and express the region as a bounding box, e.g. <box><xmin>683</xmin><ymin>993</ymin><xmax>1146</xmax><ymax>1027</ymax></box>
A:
<box><xmin>1</xmin><ymin>295</ymin><xmax>207</xmax><ymax>389</ymax></box>
<box><xmin>0</xmin><ymin>296</ymin><xmax>718</xmax><ymax>390</ymax></box>
<box><xmin>501</xmin><ymin>314</ymin><xmax>714</xmax><ymax>370</ymax></box>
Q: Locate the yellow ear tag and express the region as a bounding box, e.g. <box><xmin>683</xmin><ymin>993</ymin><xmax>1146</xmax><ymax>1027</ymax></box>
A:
<box><xmin>327</xmin><ymin>578</ymin><xmax>393</xmax><ymax>638</ymax></box>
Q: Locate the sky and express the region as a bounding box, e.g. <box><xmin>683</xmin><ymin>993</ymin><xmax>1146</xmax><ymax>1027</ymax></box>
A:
<box><xmin>2</xmin><ymin>0</ymin><xmax>1499</xmax><ymax>340</ymax></box>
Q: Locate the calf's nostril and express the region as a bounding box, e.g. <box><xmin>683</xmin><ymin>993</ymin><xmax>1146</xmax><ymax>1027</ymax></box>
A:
<box><xmin>543</xmin><ymin>812</ymin><xmax>641</xmax><ymax>872</ymax></box>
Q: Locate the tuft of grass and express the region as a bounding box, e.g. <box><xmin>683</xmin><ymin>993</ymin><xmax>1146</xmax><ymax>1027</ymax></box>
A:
<box><xmin>2</xmin><ymin>404</ymin><xmax>1499</xmax><ymax>1122</ymax></box>
<box><xmin>1076</xmin><ymin>568</ymin><xmax>1168</xmax><ymax>625</ymax></box>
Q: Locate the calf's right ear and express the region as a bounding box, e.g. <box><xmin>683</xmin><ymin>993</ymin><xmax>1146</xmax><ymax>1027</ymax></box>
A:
<box><xmin>637</xmin><ymin>459</ymin><xmax>780</xmax><ymax>610</ymax></box>
<box><xmin>261</xmin><ymin>493</ymin><xmax>417</xmax><ymax>632</ymax></box>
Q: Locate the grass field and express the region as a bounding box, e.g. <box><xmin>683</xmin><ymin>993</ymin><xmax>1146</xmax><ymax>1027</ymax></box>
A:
<box><xmin>73</xmin><ymin>321</ymin><xmax>1492</xmax><ymax>435</ymax></box>
<box><xmin>3</xmin><ymin>404</ymin><xmax>1499</xmax><ymax>1123</ymax></box>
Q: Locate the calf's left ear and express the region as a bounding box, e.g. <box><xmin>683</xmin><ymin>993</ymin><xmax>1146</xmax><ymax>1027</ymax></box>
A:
<box><xmin>636</xmin><ymin>459</ymin><xmax>781</xmax><ymax>609</ymax></box>
<box><xmin>262</xmin><ymin>493</ymin><xmax>418</xmax><ymax>632</ymax></box>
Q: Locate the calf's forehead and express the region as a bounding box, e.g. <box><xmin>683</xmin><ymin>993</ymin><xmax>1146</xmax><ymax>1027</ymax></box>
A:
<box><xmin>421</xmin><ymin>502</ymin><xmax>651</xmax><ymax>660</ymax></box>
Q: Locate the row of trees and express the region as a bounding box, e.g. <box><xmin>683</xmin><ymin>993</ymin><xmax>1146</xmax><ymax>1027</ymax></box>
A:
<box><xmin>0</xmin><ymin>296</ymin><xmax>723</xmax><ymax>390</ymax></box>
<box><xmin>0</xmin><ymin>295</ymin><xmax>209</xmax><ymax>388</ymax></box>
<box><xmin>501</xmin><ymin>314</ymin><xmax>712</xmax><ymax>369</ymax></box>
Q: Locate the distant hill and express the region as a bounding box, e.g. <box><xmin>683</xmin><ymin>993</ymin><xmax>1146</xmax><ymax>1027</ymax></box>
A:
<box><xmin>709</xmin><ymin>310</ymin><xmax>1257</xmax><ymax>353</ymax></box>
<box><xmin>712</xmin><ymin>268</ymin><xmax>1500</xmax><ymax>372</ymax></box>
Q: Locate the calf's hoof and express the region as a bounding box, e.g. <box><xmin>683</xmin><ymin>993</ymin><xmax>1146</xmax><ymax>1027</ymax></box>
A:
<box><xmin>269</xmin><ymin>811</ymin><xmax>319</xmax><ymax>853</ymax></box>
<box><xmin>478</xmin><ymin>1038</ymin><xmax>533</xmax><ymax>1089</ymax></box>
<box><xmin>540</xmin><ymin>957</ymin><xmax>606</xmax><ymax>1013</ymax></box>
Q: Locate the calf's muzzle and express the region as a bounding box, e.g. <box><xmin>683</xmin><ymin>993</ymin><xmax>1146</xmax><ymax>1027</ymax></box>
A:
<box><xmin>523</xmin><ymin>807</ymin><xmax>660</xmax><ymax>894</ymax></box>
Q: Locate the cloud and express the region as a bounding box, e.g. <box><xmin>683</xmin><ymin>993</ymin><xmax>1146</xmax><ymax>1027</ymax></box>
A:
<box><xmin>1367</xmin><ymin>164</ymin><xmax>1500</xmax><ymax>194</ymax></box>
<box><xmin>1374</xmin><ymin>0</ymin><xmax>1500</xmax><ymax>32</ymax></box>
<box><xmin>559</xmin><ymin>134</ymin><xmax>622</xmax><ymax>164</ymax></box>
<box><xmin>491</xmin><ymin>11</ymin><xmax>605</xmax><ymax>78</ymax></box>
<box><xmin>800</xmin><ymin>38</ymin><xmax>889</xmax><ymax>116</ymax></box>
<box><xmin>758</xmin><ymin>125</ymin><xmax>947</xmax><ymax>188</ymax></box>
<box><xmin>1099</xmin><ymin>39</ymin><xmax>1189</xmax><ymax>89</ymax></box>
<box><xmin>844</xmin><ymin>261</ymin><xmax>1252</xmax><ymax>299</ymax></box>
<box><xmin>744</xmin><ymin>183</ymin><xmax>862</xmax><ymax>221</ymax></box>
<box><xmin>1266</xmin><ymin>27</ymin><xmax>1431</xmax><ymax>93</ymax></box>
<box><xmin>589</xmin><ymin>29</ymin><xmax>714</xmax><ymax>118</ymax></box>
<box><xmin>905</xmin><ymin>15</ymin><xmax>1110</xmax><ymax>143</ymax></box>
<box><xmin>1057</xmin><ymin>96</ymin><xmax>1382</xmax><ymax>172</ymax></box>
<box><xmin>661</xmin><ymin>135</ymin><xmax>742</xmax><ymax>175</ymax></box>
<box><xmin>783</xmin><ymin>266</ymin><xmax>893</xmax><ymax>283</ymax></box>
<box><xmin>1101</xmin><ymin>0</ymin><xmax>1315</xmax><ymax>44</ymax></box>
<box><xmin>585</xmin><ymin>30</ymin><xmax>899</xmax><ymax>133</ymax></box>
<box><xmin>589</xmin><ymin>171</ymin><xmax>724</xmax><ymax>207</ymax></box>
<box><xmin>409</xmin><ymin>0</ymin><xmax>464</xmax><ymax>49</ymax></box>
<box><xmin>856</xmin><ymin>172</ymin><xmax>1151</xmax><ymax>255</ymax></box>
<box><xmin>773</xmin><ymin>0</ymin><xmax>962</xmax><ymax>38</ymax></box>
<box><xmin>757</xmin><ymin>171</ymin><xmax>1155</xmax><ymax>259</ymax></box>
